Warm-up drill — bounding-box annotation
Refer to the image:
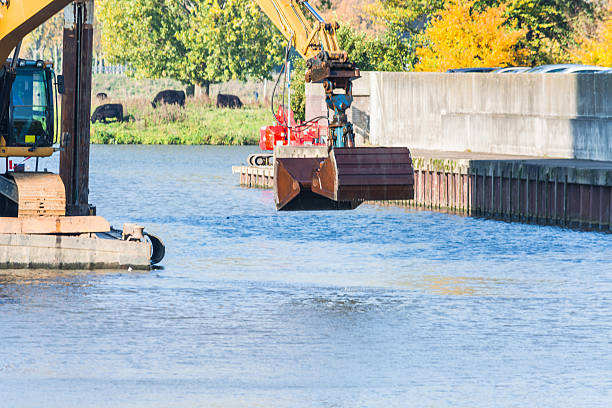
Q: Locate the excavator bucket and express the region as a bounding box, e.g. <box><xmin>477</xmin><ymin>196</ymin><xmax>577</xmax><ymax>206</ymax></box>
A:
<box><xmin>274</xmin><ymin>147</ymin><xmax>414</xmax><ymax>211</ymax></box>
<box><xmin>312</xmin><ymin>147</ymin><xmax>414</xmax><ymax>202</ymax></box>
<box><xmin>275</xmin><ymin>157</ymin><xmax>360</xmax><ymax>211</ymax></box>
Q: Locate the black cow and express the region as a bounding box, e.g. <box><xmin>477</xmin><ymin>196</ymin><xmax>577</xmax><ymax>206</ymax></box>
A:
<box><xmin>91</xmin><ymin>103</ymin><xmax>124</xmax><ymax>124</ymax></box>
<box><xmin>96</xmin><ymin>92</ymin><xmax>108</xmax><ymax>101</ymax></box>
<box><xmin>216</xmin><ymin>94</ymin><xmax>243</xmax><ymax>109</ymax></box>
<box><xmin>152</xmin><ymin>90</ymin><xmax>186</xmax><ymax>108</ymax></box>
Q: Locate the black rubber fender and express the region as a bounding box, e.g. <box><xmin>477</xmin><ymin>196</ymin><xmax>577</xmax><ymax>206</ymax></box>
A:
<box><xmin>145</xmin><ymin>232</ymin><xmax>165</xmax><ymax>265</ymax></box>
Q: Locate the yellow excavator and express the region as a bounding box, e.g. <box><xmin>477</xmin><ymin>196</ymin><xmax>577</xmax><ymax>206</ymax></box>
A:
<box><xmin>0</xmin><ymin>0</ymin><xmax>73</xmax><ymax>217</ymax></box>
<box><xmin>254</xmin><ymin>0</ymin><xmax>414</xmax><ymax>210</ymax></box>
<box><xmin>0</xmin><ymin>0</ymin><xmax>413</xmax><ymax>217</ymax></box>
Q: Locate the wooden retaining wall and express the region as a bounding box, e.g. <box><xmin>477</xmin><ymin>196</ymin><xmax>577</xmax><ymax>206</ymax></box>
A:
<box><xmin>233</xmin><ymin>156</ymin><xmax>612</xmax><ymax>231</ymax></box>
<box><xmin>232</xmin><ymin>166</ymin><xmax>274</xmax><ymax>189</ymax></box>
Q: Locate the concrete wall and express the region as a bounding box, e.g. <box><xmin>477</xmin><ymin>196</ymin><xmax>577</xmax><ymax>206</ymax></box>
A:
<box><xmin>306</xmin><ymin>72</ymin><xmax>612</xmax><ymax>161</ymax></box>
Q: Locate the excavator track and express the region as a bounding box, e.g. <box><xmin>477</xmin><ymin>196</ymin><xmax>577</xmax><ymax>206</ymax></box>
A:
<box><xmin>10</xmin><ymin>173</ymin><xmax>66</xmax><ymax>217</ymax></box>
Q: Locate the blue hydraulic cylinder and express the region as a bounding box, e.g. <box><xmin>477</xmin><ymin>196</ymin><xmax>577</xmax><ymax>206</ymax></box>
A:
<box><xmin>325</xmin><ymin>89</ymin><xmax>354</xmax><ymax>148</ymax></box>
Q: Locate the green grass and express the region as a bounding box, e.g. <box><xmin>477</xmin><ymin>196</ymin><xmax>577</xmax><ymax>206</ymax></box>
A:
<box><xmin>91</xmin><ymin>97</ymin><xmax>271</xmax><ymax>145</ymax></box>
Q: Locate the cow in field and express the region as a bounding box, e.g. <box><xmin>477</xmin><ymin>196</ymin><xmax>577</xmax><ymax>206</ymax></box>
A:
<box><xmin>216</xmin><ymin>94</ymin><xmax>243</xmax><ymax>109</ymax></box>
<box><xmin>96</xmin><ymin>92</ymin><xmax>108</xmax><ymax>101</ymax></box>
<box><xmin>91</xmin><ymin>103</ymin><xmax>124</xmax><ymax>124</ymax></box>
<box><xmin>152</xmin><ymin>90</ymin><xmax>186</xmax><ymax>108</ymax></box>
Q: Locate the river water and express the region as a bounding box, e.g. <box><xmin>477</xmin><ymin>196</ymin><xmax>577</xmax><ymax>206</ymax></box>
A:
<box><xmin>1</xmin><ymin>145</ymin><xmax>611</xmax><ymax>407</ymax></box>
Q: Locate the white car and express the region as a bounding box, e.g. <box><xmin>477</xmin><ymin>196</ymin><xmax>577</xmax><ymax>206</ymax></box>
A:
<box><xmin>526</xmin><ymin>64</ymin><xmax>608</xmax><ymax>73</ymax></box>
<box><xmin>493</xmin><ymin>67</ymin><xmax>531</xmax><ymax>73</ymax></box>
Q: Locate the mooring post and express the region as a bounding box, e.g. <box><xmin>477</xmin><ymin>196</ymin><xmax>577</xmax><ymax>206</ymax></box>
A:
<box><xmin>60</xmin><ymin>1</ymin><xmax>94</xmax><ymax>216</ymax></box>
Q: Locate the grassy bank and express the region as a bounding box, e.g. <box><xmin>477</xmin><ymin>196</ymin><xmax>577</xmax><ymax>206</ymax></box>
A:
<box><xmin>91</xmin><ymin>97</ymin><xmax>270</xmax><ymax>145</ymax></box>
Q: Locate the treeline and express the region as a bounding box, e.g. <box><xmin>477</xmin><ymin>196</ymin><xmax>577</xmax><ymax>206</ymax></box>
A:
<box><xmin>337</xmin><ymin>0</ymin><xmax>612</xmax><ymax>71</ymax></box>
<box><xmin>97</xmin><ymin>0</ymin><xmax>285</xmax><ymax>96</ymax></box>
<box><xmin>21</xmin><ymin>1</ymin><xmax>612</xmax><ymax>91</ymax></box>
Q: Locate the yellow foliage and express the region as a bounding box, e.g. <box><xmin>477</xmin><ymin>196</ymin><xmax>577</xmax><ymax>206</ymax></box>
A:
<box><xmin>572</xmin><ymin>2</ymin><xmax>612</xmax><ymax>66</ymax></box>
<box><xmin>415</xmin><ymin>0</ymin><xmax>530</xmax><ymax>72</ymax></box>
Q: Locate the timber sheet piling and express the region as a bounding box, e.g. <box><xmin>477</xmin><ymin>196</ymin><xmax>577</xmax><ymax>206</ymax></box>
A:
<box><xmin>382</xmin><ymin>151</ymin><xmax>612</xmax><ymax>231</ymax></box>
<box><xmin>60</xmin><ymin>1</ymin><xmax>94</xmax><ymax>216</ymax></box>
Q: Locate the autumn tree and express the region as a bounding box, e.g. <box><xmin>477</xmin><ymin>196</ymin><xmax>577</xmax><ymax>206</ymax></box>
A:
<box><xmin>493</xmin><ymin>0</ymin><xmax>598</xmax><ymax>64</ymax></box>
<box><xmin>369</xmin><ymin>0</ymin><xmax>598</xmax><ymax>67</ymax></box>
<box><xmin>572</xmin><ymin>1</ymin><xmax>612</xmax><ymax>66</ymax></box>
<box><xmin>415</xmin><ymin>0</ymin><xmax>529</xmax><ymax>71</ymax></box>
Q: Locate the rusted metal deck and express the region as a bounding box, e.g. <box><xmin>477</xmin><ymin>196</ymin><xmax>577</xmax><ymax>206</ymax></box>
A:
<box><xmin>234</xmin><ymin>150</ymin><xmax>612</xmax><ymax>231</ymax></box>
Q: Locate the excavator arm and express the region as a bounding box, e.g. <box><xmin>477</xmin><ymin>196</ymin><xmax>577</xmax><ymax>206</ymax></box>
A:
<box><xmin>254</xmin><ymin>0</ymin><xmax>360</xmax><ymax>147</ymax></box>
<box><xmin>253</xmin><ymin>0</ymin><xmax>344</xmax><ymax>63</ymax></box>
<box><xmin>253</xmin><ymin>1</ymin><xmax>415</xmax><ymax>210</ymax></box>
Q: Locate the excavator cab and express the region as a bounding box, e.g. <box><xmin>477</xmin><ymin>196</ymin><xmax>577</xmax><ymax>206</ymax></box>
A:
<box><xmin>0</xmin><ymin>60</ymin><xmax>65</xmax><ymax>218</ymax></box>
<box><xmin>8</xmin><ymin>60</ymin><xmax>55</xmax><ymax>149</ymax></box>
<box><xmin>1</xmin><ymin>59</ymin><xmax>57</xmax><ymax>156</ymax></box>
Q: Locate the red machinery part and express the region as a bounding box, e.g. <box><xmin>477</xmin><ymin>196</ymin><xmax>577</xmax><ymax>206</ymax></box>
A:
<box><xmin>259</xmin><ymin>106</ymin><xmax>327</xmax><ymax>151</ymax></box>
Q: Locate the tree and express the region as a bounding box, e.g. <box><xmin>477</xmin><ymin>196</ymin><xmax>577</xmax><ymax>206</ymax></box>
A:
<box><xmin>179</xmin><ymin>0</ymin><xmax>284</xmax><ymax>87</ymax></box>
<box><xmin>290</xmin><ymin>58</ymin><xmax>306</xmax><ymax>122</ymax></box>
<box><xmin>336</xmin><ymin>24</ymin><xmax>413</xmax><ymax>71</ymax></box>
<box><xmin>494</xmin><ymin>0</ymin><xmax>598</xmax><ymax>64</ymax></box>
<box><xmin>369</xmin><ymin>0</ymin><xmax>598</xmax><ymax>67</ymax></box>
<box><xmin>572</xmin><ymin>1</ymin><xmax>612</xmax><ymax>66</ymax></box>
<box><xmin>98</xmin><ymin>0</ymin><xmax>188</xmax><ymax>81</ymax></box>
<box><xmin>415</xmin><ymin>0</ymin><xmax>529</xmax><ymax>71</ymax></box>
<box><xmin>97</xmin><ymin>0</ymin><xmax>284</xmax><ymax>94</ymax></box>
<box><xmin>21</xmin><ymin>13</ymin><xmax>64</xmax><ymax>69</ymax></box>
<box><xmin>365</xmin><ymin>0</ymin><xmax>446</xmax><ymax>69</ymax></box>
<box><xmin>367</xmin><ymin>0</ymin><xmax>446</xmax><ymax>34</ymax></box>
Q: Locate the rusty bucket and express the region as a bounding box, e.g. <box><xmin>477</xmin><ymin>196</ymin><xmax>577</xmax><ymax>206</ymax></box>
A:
<box><xmin>274</xmin><ymin>157</ymin><xmax>360</xmax><ymax>211</ymax></box>
<box><xmin>311</xmin><ymin>147</ymin><xmax>414</xmax><ymax>202</ymax></box>
<box><xmin>274</xmin><ymin>147</ymin><xmax>414</xmax><ymax>211</ymax></box>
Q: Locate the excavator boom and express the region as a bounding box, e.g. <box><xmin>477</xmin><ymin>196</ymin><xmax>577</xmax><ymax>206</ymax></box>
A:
<box><xmin>0</xmin><ymin>0</ymin><xmax>73</xmax><ymax>63</ymax></box>
<box><xmin>253</xmin><ymin>0</ymin><xmax>343</xmax><ymax>61</ymax></box>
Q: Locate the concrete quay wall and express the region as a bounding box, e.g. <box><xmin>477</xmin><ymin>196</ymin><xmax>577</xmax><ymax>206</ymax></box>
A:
<box><xmin>306</xmin><ymin>72</ymin><xmax>612</xmax><ymax>161</ymax></box>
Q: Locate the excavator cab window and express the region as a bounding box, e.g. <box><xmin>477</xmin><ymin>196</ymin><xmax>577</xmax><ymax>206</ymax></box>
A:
<box><xmin>8</xmin><ymin>66</ymin><xmax>53</xmax><ymax>148</ymax></box>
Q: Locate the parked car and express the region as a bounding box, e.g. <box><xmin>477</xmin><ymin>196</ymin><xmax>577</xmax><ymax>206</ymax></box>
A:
<box><xmin>492</xmin><ymin>67</ymin><xmax>531</xmax><ymax>73</ymax></box>
<box><xmin>595</xmin><ymin>68</ymin><xmax>612</xmax><ymax>74</ymax></box>
<box><xmin>525</xmin><ymin>64</ymin><xmax>608</xmax><ymax>73</ymax></box>
<box><xmin>446</xmin><ymin>67</ymin><xmax>499</xmax><ymax>73</ymax></box>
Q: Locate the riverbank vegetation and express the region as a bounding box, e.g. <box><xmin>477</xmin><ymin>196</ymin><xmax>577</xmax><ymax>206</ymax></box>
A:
<box><xmin>91</xmin><ymin>96</ymin><xmax>270</xmax><ymax>145</ymax></box>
